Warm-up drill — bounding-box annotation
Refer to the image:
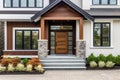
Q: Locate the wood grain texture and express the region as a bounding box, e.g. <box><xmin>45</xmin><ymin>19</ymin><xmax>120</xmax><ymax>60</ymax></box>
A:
<box><xmin>55</xmin><ymin>32</ymin><xmax>68</xmax><ymax>54</ymax></box>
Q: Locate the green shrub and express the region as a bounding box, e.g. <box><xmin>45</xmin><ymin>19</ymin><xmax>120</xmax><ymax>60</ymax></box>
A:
<box><xmin>87</xmin><ymin>53</ymin><xmax>97</xmax><ymax>64</ymax></box>
<box><xmin>106</xmin><ymin>54</ymin><xmax>116</xmax><ymax>62</ymax></box>
<box><xmin>97</xmin><ymin>54</ymin><xmax>106</xmax><ymax>62</ymax></box>
<box><xmin>89</xmin><ymin>61</ymin><xmax>97</xmax><ymax>68</ymax></box>
<box><xmin>115</xmin><ymin>55</ymin><xmax>120</xmax><ymax>65</ymax></box>
<box><xmin>98</xmin><ymin>61</ymin><xmax>105</xmax><ymax>68</ymax></box>
<box><xmin>106</xmin><ymin>61</ymin><xmax>115</xmax><ymax>68</ymax></box>
<box><xmin>22</xmin><ymin>58</ymin><xmax>29</xmax><ymax>64</ymax></box>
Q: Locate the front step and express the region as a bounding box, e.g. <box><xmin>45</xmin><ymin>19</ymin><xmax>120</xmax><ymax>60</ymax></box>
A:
<box><xmin>41</xmin><ymin>56</ymin><xmax>86</xmax><ymax>70</ymax></box>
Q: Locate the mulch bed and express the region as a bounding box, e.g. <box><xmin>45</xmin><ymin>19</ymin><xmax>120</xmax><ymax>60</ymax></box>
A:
<box><xmin>87</xmin><ymin>66</ymin><xmax>120</xmax><ymax>70</ymax></box>
<box><xmin>0</xmin><ymin>71</ymin><xmax>45</xmax><ymax>75</ymax></box>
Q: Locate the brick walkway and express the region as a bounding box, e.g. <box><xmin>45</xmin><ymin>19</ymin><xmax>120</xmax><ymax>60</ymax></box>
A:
<box><xmin>0</xmin><ymin>70</ymin><xmax>120</xmax><ymax>80</ymax></box>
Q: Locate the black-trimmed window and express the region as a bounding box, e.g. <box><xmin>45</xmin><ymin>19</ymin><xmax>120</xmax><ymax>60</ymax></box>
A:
<box><xmin>4</xmin><ymin>0</ymin><xmax>43</xmax><ymax>8</ymax></box>
<box><xmin>15</xmin><ymin>30</ymin><xmax>39</xmax><ymax>50</ymax></box>
<box><xmin>93</xmin><ymin>23</ymin><xmax>110</xmax><ymax>47</ymax></box>
<box><xmin>93</xmin><ymin>0</ymin><xmax>117</xmax><ymax>5</ymax></box>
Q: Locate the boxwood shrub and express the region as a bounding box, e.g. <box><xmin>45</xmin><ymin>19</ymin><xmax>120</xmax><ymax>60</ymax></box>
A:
<box><xmin>86</xmin><ymin>53</ymin><xmax>97</xmax><ymax>64</ymax></box>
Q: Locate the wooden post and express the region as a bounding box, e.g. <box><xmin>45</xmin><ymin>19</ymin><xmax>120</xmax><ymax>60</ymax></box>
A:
<box><xmin>79</xmin><ymin>17</ymin><xmax>83</xmax><ymax>40</ymax></box>
<box><xmin>40</xmin><ymin>18</ymin><xmax>45</xmax><ymax>39</ymax></box>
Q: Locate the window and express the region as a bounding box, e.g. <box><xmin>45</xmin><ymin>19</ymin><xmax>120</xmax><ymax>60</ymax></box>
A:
<box><xmin>13</xmin><ymin>0</ymin><xmax>19</xmax><ymax>7</ymax></box>
<box><xmin>4</xmin><ymin>0</ymin><xmax>11</xmax><ymax>7</ymax></box>
<box><xmin>20</xmin><ymin>0</ymin><xmax>27</xmax><ymax>7</ymax></box>
<box><xmin>92</xmin><ymin>0</ymin><xmax>117</xmax><ymax>5</ymax></box>
<box><xmin>4</xmin><ymin>0</ymin><xmax>43</xmax><ymax>8</ymax></box>
<box><xmin>15</xmin><ymin>30</ymin><xmax>39</xmax><ymax>50</ymax></box>
<box><xmin>28</xmin><ymin>0</ymin><xmax>35</xmax><ymax>7</ymax></box>
<box><xmin>93</xmin><ymin>0</ymin><xmax>100</xmax><ymax>5</ymax></box>
<box><xmin>93</xmin><ymin>23</ymin><xmax>110</xmax><ymax>47</ymax></box>
<box><xmin>36</xmin><ymin>0</ymin><xmax>43</xmax><ymax>7</ymax></box>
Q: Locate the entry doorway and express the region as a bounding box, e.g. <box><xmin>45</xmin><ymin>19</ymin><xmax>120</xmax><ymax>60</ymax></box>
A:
<box><xmin>49</xmin><ymin>21</ymin><xmax>76</xmax><ymax>55</ymax></box>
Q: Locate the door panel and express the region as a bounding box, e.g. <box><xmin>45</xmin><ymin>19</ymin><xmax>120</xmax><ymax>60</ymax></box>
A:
<box><xmin>55</xmin><ymin>32</ymin><xmax>68</xmax><ymax>54</ymax></box>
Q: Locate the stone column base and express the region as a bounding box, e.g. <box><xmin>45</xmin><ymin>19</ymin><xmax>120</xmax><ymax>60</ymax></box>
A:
<box><xmin>76</xmin><ymin>40</ymin><xmax>86</xmax><ymax>59</ymax></box>
<box><xmin>38</xmin><ymin>40</ymin><xmax>48</xmax><ymax>58</ymax></box>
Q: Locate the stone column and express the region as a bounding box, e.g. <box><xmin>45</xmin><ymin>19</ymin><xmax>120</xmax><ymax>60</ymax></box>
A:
<box><xmin>38</xmin><ymin>40</ymin><xmax>48</xmax><ymax>58</ymax></box>
<box><xmin>76</xmin><ymin>40</ymin><xmax>86</xmax><ymax>59</ymax></box>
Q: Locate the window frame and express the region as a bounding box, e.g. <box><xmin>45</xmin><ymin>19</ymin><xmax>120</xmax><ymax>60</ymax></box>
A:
<box><xmin>15</xmin><ymin>30</ymin><xmax>39</xmax><ymax>50</ymax></box>
<box><xmin>92</xmin><ymin>0</ymin><xmax>117</xmax><ymax>5</ymax></box>
<box><xmin>93</xmin><ymin>22</ymin><xmax>111</xmax><ymax>47</ymax></box>
<box><xmin>13</xmin><ymin>28</ymin><xmax>40</xmax><ymax>50</ymax></box>
<box><xmin>3</xmin><ymin>0</ymin><xmax>44</xmax><ymax>8</ymax></box>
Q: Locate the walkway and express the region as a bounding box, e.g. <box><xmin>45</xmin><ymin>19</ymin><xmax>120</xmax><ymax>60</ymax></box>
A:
<box><xmin>0</xmin><ymin>70</ymin><xmax>120</xmax><ymax>80</ymax></box>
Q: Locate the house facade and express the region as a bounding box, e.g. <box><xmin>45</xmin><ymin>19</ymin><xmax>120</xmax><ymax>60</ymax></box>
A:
<box><xmin>0</xmin><ymin>0</ymin><xmax>120</xmax><ymax>69</ymax></box>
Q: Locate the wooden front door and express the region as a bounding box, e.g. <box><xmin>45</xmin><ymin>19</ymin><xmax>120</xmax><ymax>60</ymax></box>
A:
<box><xmin>55</xmin><ymin>32</ymin><xmax>68</xmax><ymax>54</ymax></box>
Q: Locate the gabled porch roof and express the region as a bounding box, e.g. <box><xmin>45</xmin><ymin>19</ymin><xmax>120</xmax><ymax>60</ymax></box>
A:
<box><xmin>31</xmin><ymin>0</ymin><xmax>94</xmax><ymax>22</ymax></box>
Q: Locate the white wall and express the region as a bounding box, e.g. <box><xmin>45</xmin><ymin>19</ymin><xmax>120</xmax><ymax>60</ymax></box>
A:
<box><xmin>70</xmin><ymin>0</ymin><xmax>82</xmax><ymax>8</ymax></box>
<box><xmin>83</xmin><ymin>19</ymin><xmax>120</xmax><ymax>57</ymax></box>
<box><xmin>0</xmin><ymin>0</ymin><xmax>49</xmax><ymax>11</ymax></box>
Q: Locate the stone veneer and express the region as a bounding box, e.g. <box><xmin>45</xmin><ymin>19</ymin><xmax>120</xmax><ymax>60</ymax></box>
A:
<box><xmin>76</xmin><ymin>40</ymin><xmax>86</xmax><ymax>59</ymax></box>
<box><xmin>38</xmin><ymin>40</ymin><xmax>48</xmax><ymax>58</ymax></box>
<box><xmin>0</xmin><ymin>22</ymin><xmax>4</xmax><ymax>56</ymax></box>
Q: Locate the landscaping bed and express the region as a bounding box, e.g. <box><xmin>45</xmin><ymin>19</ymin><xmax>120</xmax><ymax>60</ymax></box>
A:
<box><xmin>0</xmin><ymin>71</ymin><xmax>45</xmax><ymax>75</ymax></box>
<box><xmin>87</xmin><ymin>65</ymin><xmax>120</xmax><ymax>70</ymax></box>
<box><xmin>0</xmin><ymin>57</ymin><xmax>45</xmax><ymax>74</ymax></box>
<box><xmin>86</xmin><ymin>53</ymin><xmax>120</xmax><ymax>70</ymax></box>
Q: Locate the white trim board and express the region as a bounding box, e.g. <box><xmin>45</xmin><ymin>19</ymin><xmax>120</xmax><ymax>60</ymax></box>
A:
<box><xmin>13</xmin><ymin>27</ymin><xmax>41</xmax><ymax>50</ymax></box>
<box><xmin>4</xmin><ymin>21</ymin><xmax>7</xmax><ymax>50</ymax></box>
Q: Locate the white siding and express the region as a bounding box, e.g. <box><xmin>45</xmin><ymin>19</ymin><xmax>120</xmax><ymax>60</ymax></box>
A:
<box><xmin>0</xmin><ymin>14</ymin><xmax>34</xmax><ymax>21</ymax></box>
<box><xmin>70</xmin><ymin>0</ymin><xmax>82</xmax><ymax>8</ymax></box>
<box><xmin>82</xmin><ymin>0</ymin><xmax>91</xmax><ymax>10</ymax></box>
<box><xmin>83</xmin><ymin>19</ymin><xmax>120</xmax><ymax>57</ymax></box>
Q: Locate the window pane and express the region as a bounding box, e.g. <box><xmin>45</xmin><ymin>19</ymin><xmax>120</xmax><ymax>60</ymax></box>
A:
<box><xmin>24</xmin><ymin>31</ymin><xmax>30</xmax><ymax>49</ymax></box>
<box><xmin>21</xmin><ymin>0</ymin><xmax>27</xmax><ymax>7</ymax></box>
<box><xmin>93</xmin><ymin>0</ymin><xmax>100</xmax><ymax>4</ymax></box>
<box><xmin>32</xmin><ymin>31</ymin><xmax>38</xmax><ymax>49</ymax></box>
<box><xmin>101</xmin><ymin>0</ymin><xmax>108</xmax><ymax>4</ymax></box>
<box><xmin>13</xmin><ymin>0</ymin><xmax>19</xmax><ymax>7</ymax></box>
<box><xmin>102</xmin><ymin>24</ymin><xmax>110</xmax><ymax>46</ymax></box>
<box><xmin>16</xmin><ymin>31</ymin><xmax>22</xmax><ymax>49</ymax></box>
<box><xmin>110</xmin><ymin>0</ymin><xmax>116</xmax><ymax>4</ymax></box>
<box><xmin>4</xmin><ymin>0</ymin><xmax>11</xmax><ymax>7</ymax></box>
<box><xmin>28</xmin><ymin>0</ymin><xmax>35</xmax><ymax>7</ymax></box>
<box><xmin>93</xmin><ymin>24</ymin><xmax>101</xmax><ymax>46</ymax></box>
<box><xmin>36</xmin><ymin>0</ymin><xmax>43</xmax><ymax>7</ymax></box>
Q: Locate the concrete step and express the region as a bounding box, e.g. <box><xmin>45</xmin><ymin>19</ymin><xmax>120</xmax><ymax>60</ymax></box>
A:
<box><xmin>43</xmin><ymin>66</ymin><xmax>86</xmax><ymax>70</ymax></box>
<box><xmin>41</xmin><ymin>60</ymin><xmax>85</xmax><ymax>63</ymax></box>
<box><xmin>41</xmin><ymin>56</ymin><xmax>86</xmax><ymax>70</ymax></box>
<box><xmin>43</xmin><ymin>63</ymin><xmax>85</xmax><ymax>66</ymax></box>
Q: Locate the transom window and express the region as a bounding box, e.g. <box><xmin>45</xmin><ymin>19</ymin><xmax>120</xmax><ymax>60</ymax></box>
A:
<box><xmin>93</xmin><ymin>23</ymin><xmax>110</xmax><ymax>47</ymax></box>
<box><xmin>4</xmin><ymin>0</ymin><xmax>43</xmax><ymax>8</ymax></box>
<box><xmin>93</xmin><ymin>0</ymin><xmax>117</xmax><ymax>5</ymax></box>
<box><xmin>15</xmin><ymin>30</ymin><xmax>39</xmax><ymax>50</ymax></box>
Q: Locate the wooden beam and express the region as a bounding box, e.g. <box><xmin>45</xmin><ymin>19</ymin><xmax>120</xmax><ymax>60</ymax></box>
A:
<box><xmin>43</xmin><ymin>17</ymin><xmax>81</xmax><ymax>20</ymax></box>
<box><xmin>40</xmin><ymin>18</ymin><xmax>45</xmax><ymax>39</ymax></box>
<box><xmin>79</xmin><ymin>17</ymin><xmax>83</xmax><ymax>40</ymax></box>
